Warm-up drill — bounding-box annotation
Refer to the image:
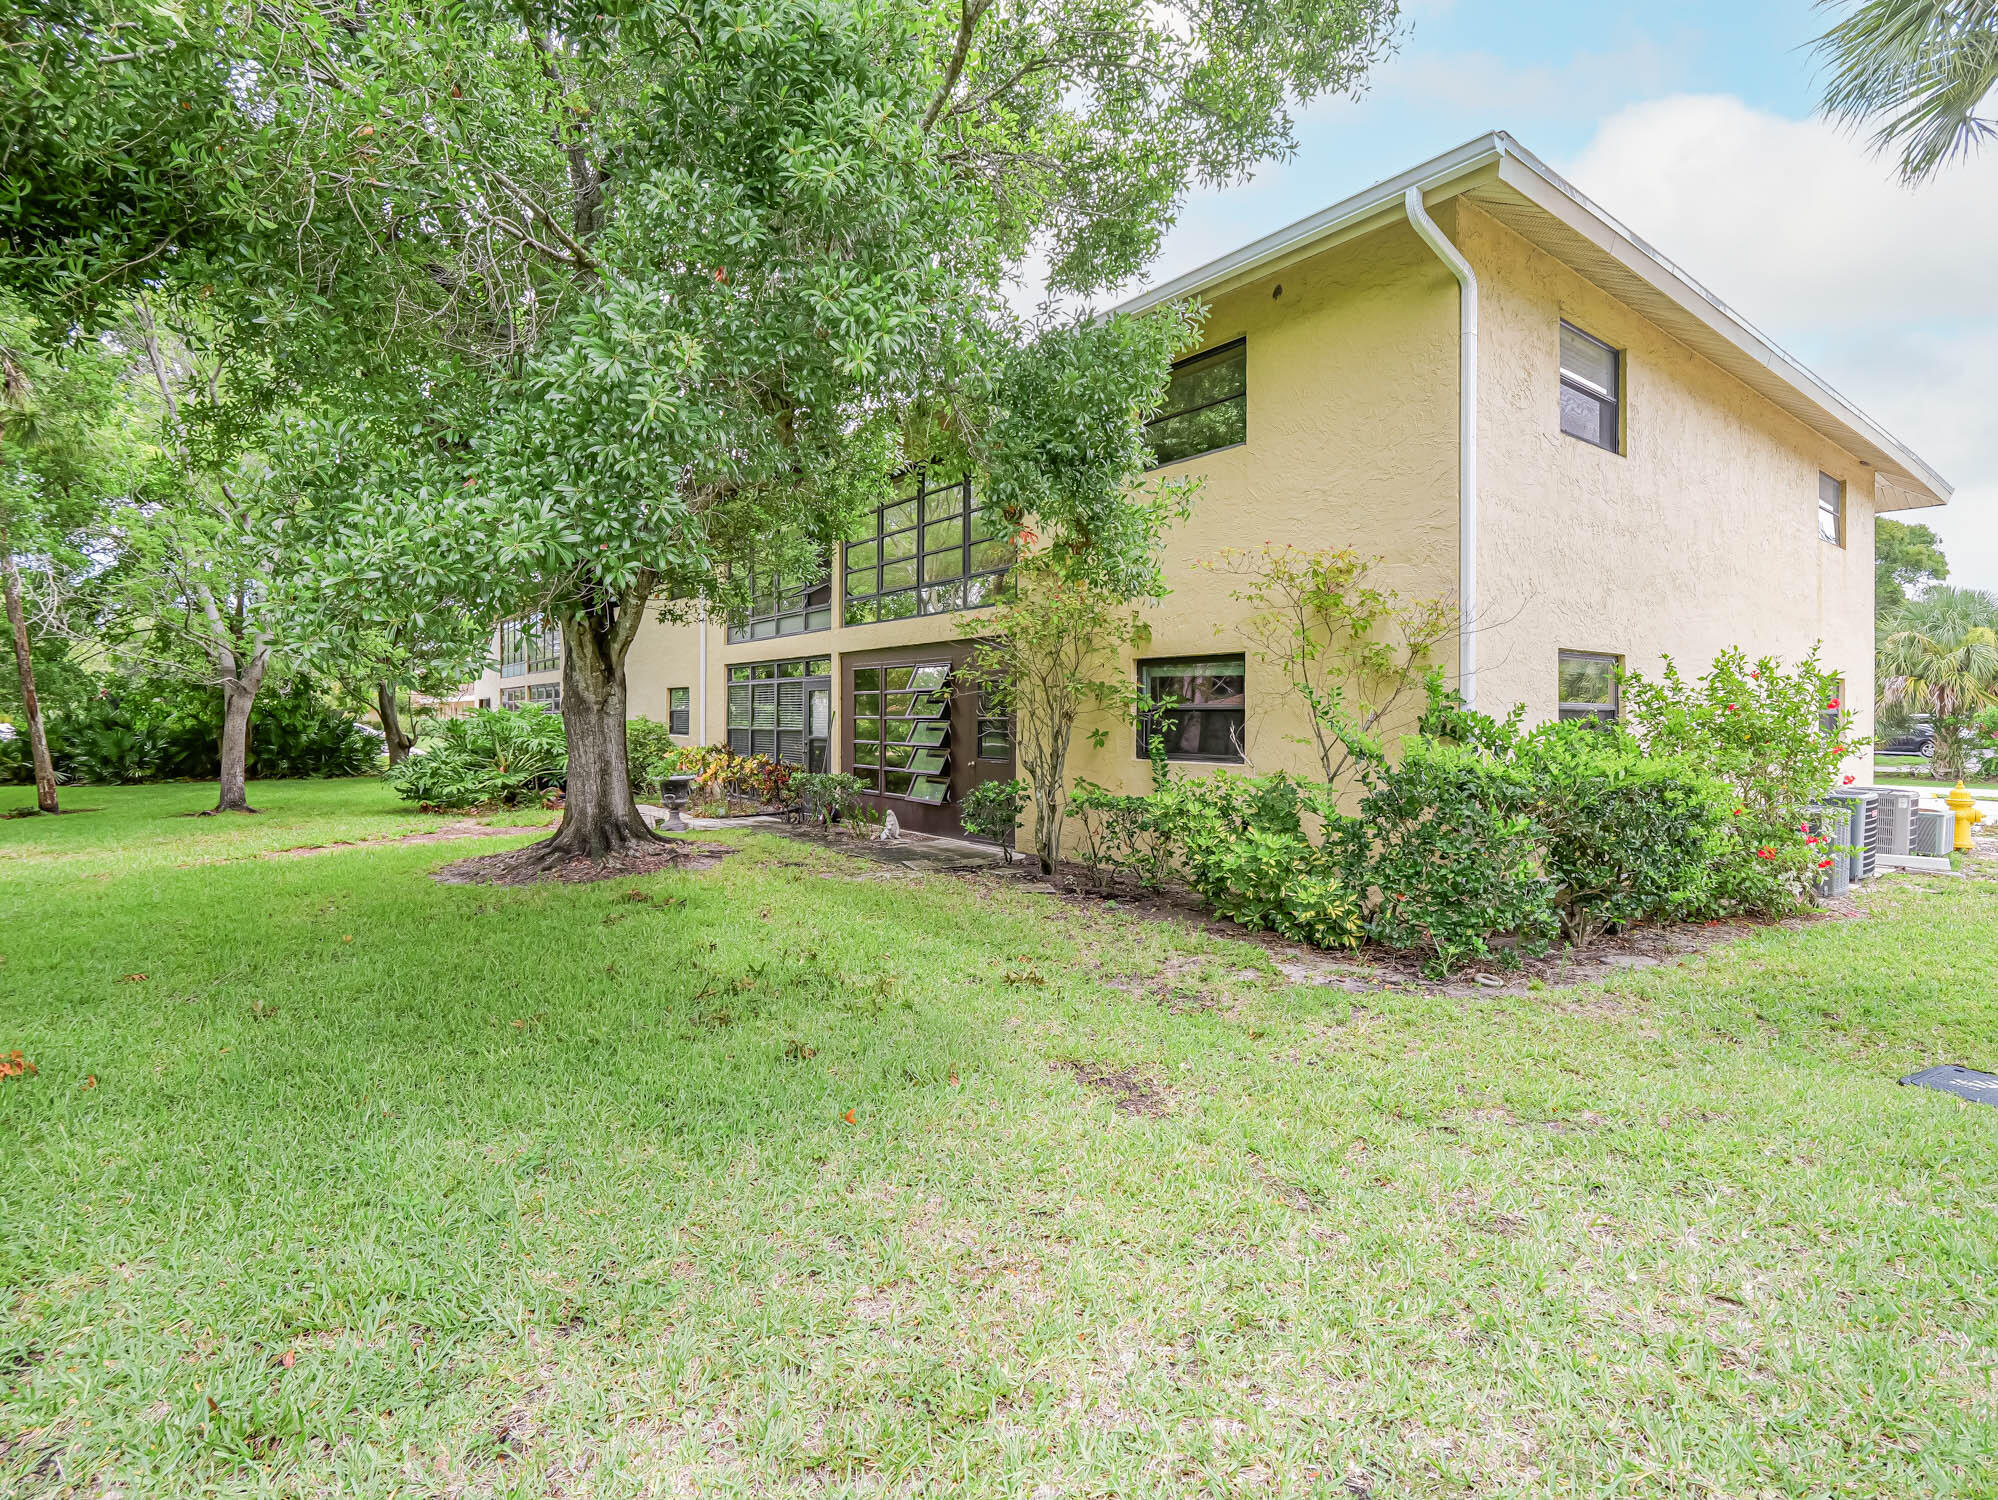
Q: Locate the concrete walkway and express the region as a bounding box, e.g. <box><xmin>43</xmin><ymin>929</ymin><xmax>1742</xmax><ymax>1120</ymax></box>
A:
<box><xmin>636</xmin><ymin>804</ymin><xmax>1008</xmax><ymax>873</ymax></box>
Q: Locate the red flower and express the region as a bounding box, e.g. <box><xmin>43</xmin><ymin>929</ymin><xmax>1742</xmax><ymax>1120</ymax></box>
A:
<box><xmin>1726</xmin><ymin>703</ymin><xmax>1737</xmax><ymax>711</ymax></box>
<box><xmin>1841</xmin><ymin>774</ymin><xmax>1855</xmax><ymax>785</ymax></box>
<box><xmin>1756</xmin><ymin>847</ymin><xmax>1777</xmax><ymax>859</ymax></box>
<box><xmin>1833</xmin><ymin>744</ymin><xmax>1847</xmax><ymax>755</ymax></box>
<box><xmin>1826</xmin><ymin>697</ymin><xmax>1840</xmax><ymax>710</ymax></box>
<box><xmin>1818</xmin><ymin>857</ymin><xmax>1834</xmax><ymax>869</ymax></box>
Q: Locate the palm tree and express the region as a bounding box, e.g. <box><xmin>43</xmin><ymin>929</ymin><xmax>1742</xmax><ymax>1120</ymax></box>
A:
<box><xmin>1879</xmin><ymin>592</ymin><xmax>1998</xmax><ymax>778</ymax></box>
<box><xmin>1813</xmin><ymin>0</ymin><xmax>1998</xmax><ymax>182</ymax></box>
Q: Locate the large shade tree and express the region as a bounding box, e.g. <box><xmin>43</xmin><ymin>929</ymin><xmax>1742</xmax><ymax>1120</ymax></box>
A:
<box><xmin>248</xmin><ymin>0</ymin><xmax>1402</xmax><ymax>864</ymax></box>
<box><xmin>11</xmin><ymin>0</ymin><xmax>1402</xmax><ymax>859</ymax></box>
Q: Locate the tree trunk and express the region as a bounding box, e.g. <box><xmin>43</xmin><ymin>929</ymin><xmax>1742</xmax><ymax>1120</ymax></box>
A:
<box><xmin>376</xmin><ymin>681</ymin><xmax>412</xmax><ymax>766</ymax></box>
<box><xmin>2</xmin><ymin>549</ymin><xmax>58</xmax><ymax>814</ymax></box>
<box><xmin>531</xmin><ymin>599</ymin><xmax>661</xmax><ymax>863</ymax></box>
<box><xmin>214</xmin><ymin>680</ymin><xmax>260</xmax><ymax>813</ymax></box>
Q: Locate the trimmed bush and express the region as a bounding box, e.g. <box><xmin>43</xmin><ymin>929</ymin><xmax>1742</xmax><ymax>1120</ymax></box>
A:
<box><xmin>1355</xmin><ymin>734</ymin><xmax>1554</xmax><ymax>975</ymax></box>
<box><xmin>1513</xmin><ymin>722</ymin><xmax>1732</xmax><ymax>945</ymax></box>
<box><xmin>383</xmin><ymin>706</ymin><xmax>567</xmax><ymax>808</ymax></box>
<box><xmin>792</xmin><ymin>771</ymin><xmax>866</xmax><ymax>828</ymax></box>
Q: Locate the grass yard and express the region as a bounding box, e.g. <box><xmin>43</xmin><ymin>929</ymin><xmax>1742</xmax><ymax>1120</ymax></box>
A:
<box><xmin>3</xmin><ymin>780</ymin><xmax>1995</xmax><ymax>1497</ymax></box>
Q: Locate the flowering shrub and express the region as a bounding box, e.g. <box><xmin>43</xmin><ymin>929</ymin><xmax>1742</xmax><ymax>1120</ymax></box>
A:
<box><xmin>1621</xmin><ymin>649</ymin><xmax>1858</xmax><ymax>914</ymax></box>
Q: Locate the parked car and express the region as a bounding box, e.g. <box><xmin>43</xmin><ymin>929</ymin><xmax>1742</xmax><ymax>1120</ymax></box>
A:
<box><xmin>1878</xmin><ymin>717</ymin><xmax>1937</xmax><ymax>758</ymax></box>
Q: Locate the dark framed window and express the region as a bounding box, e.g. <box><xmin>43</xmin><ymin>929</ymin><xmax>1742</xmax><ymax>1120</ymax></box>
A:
<box><xmin>843</xmin><ymin>472</ymin><xmax>1011</xmax><ymax>626</ymax></box>
<box><xmin>726</xmin><ymin>657</ymin><xmax>831</xmax><ymax>769</ymax></box>
<box><xmin>1138</xmin><ymin>657</ymin><xmax>1246</xmax><ymax>762</ymax></box>
<box><xmin>850</xmin><ymin>662</ymin><xmax>953</xmax><ymax>803</ymax></box>
<box><xmin>528</xmin><ymin>682</ymin><xmax>561</xmax><ymax>711</ymax></box>
<box><xmin>1557</xmin><ymin>650</ymin><xmax>1620</xmax><ymax>725</ymax></box>
<box><xmin>500</xmin><ymin>684</ymin><xmax>528</xmax><ymax>707</ymax></box>
<box><xmin>1146</xmin><ymin>339</ymin><xmax>1247</xmax><ymax>468</ymax></box>
<box><xmin>975</xmin><ymin>683</ymin><xmax>1011</xmax><ymax>762</ymax></box>
<box><xmin>499</xmin><ymin>617</ymin><xmax>559</xmax><ymax>677</ymax></box>
<box><xmin>1559</xmin><ymin>322</ymin><xmax>1620</xmax><ymax>452</ymax></box>
<box><xmin>669</xmin><ymin>687</ymin><xmax>690</xmax><ymax>736</ymax></box>
<box><xmin>1818</xmin><ymin>472</ymin><xmax>1845</xmax><ymax>547</ymax></box>
<box><xmin>477</xmin><ymin>697</ymin><xmax>492</xmax><ymax>710</ymax></box>
<box><xmin>727</xmin><ymin>549</ymin><xmax>832</xmax><ymax>643</ymax></box>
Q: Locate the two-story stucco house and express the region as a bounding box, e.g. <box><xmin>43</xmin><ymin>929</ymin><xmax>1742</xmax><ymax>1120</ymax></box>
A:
<box><xmin>622</xmin><ymin>133</ymin><xmax>1952</xmax><ymax>836</ymax></box>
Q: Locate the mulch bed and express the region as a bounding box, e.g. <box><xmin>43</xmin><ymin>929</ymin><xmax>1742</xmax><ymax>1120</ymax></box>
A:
<box><xmin>432</xmin><ymin>836</ymin><xmax>735</xmax><ymax>887</ymax></box>
<box><xmin>975</xmin><ymin>860</ymin><xmax>1875</xmax><ymax>1000</ymax></box>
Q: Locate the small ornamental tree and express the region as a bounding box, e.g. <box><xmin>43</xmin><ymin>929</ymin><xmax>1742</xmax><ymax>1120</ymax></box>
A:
<box><xmin>961</xmin><ymin>555</ymin><xmax>1155</xmax><ymax>874</ymax></box>
<box><xmin>1201</xmin><ymin>545</ymin><xmax>1453</xmax><ymax>787</ymax></box>
<box><xmin>1622</xmin><ymin>648</ymin><xmax>1859</xmax><ymax>912</ymax></box>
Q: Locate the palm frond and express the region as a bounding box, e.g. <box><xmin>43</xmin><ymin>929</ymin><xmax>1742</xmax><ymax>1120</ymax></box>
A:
<box><xmin>1814</xmin><ymin>0</ymin><xmax>1998</xmax><ymax>181</ymax></box>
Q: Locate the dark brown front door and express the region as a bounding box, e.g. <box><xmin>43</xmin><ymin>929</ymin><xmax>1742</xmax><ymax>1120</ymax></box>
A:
<box><xmin>841</xmin><ymin>641</ymin><xmax>1013</xmax><ymax>836</ymax></box>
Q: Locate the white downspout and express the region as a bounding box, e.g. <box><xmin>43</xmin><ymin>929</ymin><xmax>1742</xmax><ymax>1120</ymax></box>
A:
<box><xmin>697</xmin><ymin>605</ymin><xmax>710</xmax><ymax>743</ymax></box>
<box><xmin>1404</xmin><ymin>186</ymin><xmax>1478</xmax><ymax>709</ymax></box>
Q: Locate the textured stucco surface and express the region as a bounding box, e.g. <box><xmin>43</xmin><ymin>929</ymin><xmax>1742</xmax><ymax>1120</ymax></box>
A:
<box><xmin>620</xmin><ymin>195</ymin><xmax>1887</xmax><ymax>804</ymax></box>
<box><xmin>1458</xmin><ymin>199</ymin><xmax>1876</xmax><ymax>778</ymax></box>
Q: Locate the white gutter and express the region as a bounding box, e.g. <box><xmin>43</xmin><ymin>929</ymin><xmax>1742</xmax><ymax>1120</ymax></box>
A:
<box><xmin>1403</xmin><ymin>186</ymin><xmax>1479</xmax><ymax>710</ymax></box>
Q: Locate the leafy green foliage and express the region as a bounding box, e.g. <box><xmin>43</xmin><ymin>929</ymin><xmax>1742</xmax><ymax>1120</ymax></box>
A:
<box><xmin>791</xmin><ymin>771</ymin><xmax>867</xmax><ymax>829</ymax></box>
<box><xmin>1509</xmin><ymin>724</ymin><xmax>1733</xmax><ymax>946</ymax></box>
<box><xmin>0</xmin><ymin>676</ymin><xmax>376</xmax><ymax>785</ymax></box>
<box><xmin>625</xmin><ymin>718</ymin><xmax>684</xmax><ymax>798</ymax></box>
<box><xmin>1813</xmin><ymin>0</ymin><xmax>1998</xmax><ymax>182</ymax></box>
<box><xmin>382</xmin><ymin>707</ymin><xmax>566</xmax><ymax>809</ymax></box>
<box><xmin>962</xmin><ymin>556</ymin><xmax>1154</xmax><ymax>872</ymax></box>
<box><xmin>1148</xmin><ymin>771</ymin><xmax>1363</xmax><ymax>950</ymax></box>
<box><xmin>1201</xmin><ymin>544</ymin><xmax>1454</xmax><ymax>785</ymax></box>
<box><xmin>1876</xmin><ymin>516</ymin><xmax>1950</xmax><ymax>617</ymax></box>
<box><xmin>1355</xmin><ymin>735</ymin><xmax>1555</xmax><ymax>975</ymax></box>
<box><xmin>960</xmin><ymin>777</ymin><xmax>1026</xmax><ymax>857</ymax></box>
<box><xmin>1621</xmin><ymin>649</ymin><xmax>1857</xmax><ymax>913</ymax></box>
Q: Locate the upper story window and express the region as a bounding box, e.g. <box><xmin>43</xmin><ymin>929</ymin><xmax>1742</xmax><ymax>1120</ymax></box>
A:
<box><xmin>498</xmin><ymin>617</ymin><xmax>559</xmax><ymax>678</ymax></box>
<box><xmin>1146</xmin><ymin>338</ymin><xmax>1247</xmax><ymax>468</ymax></box>
<box><xmin>728</xmin><ymin>550</ymin><xmax>832</xmax><ymax>643</ymax></box>
<box><xmin>843</xmin><ymin>471</ymin><xmax>1011</xmax><ymax>625</ymax></box>
<box><xmin>1818</xmin><ymin>473</ymin><xmax>1846</xmax><ymax>547</ymax></box>
<box><xmin>1138</xmin><ymin>656</ymin><xmax>1247</xmax><ymax>762</ymax></box>
<box><xmin>1559</xmin><ymin>322</ymin><xmax>1621</xmax><ymax>452</ymax></box>
<box><xmin>1557</xmin><ymin>650</ymin><xmax>1621</xmax><ymax>725</ymax></box>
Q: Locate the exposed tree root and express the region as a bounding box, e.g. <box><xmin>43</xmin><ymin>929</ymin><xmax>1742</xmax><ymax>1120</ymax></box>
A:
<box><xmin>432</xmin><ymin>834</ymin><xmax>733</xmax><ymax>886</ymax></box>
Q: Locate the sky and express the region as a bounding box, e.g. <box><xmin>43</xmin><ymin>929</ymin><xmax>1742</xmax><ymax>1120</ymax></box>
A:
<box><xmin>1098</xmin><ymin>0</ymin><xmax>1998</xmax><ymax>589</ymax></box>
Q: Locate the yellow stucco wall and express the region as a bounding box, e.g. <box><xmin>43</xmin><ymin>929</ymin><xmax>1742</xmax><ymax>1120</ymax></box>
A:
<box><xmin>1061</xmin><ymin>218</ymin><xmax>1460</xmax><ymax>795</ymax></box>
<box><xmin>1458</xmin><ymin>200</ymin><xmax>1875</xmax><ymax>778</ymax></box>
<box><xmin>621</xmin><ymin>195</ymin><xmax>1884</xmax><ymax>811</ymax></box>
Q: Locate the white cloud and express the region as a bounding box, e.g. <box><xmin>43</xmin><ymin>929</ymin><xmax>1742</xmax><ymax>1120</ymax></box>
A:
<box><xmin>1562</xmin><ymin>95</ymin><xmax>1998</xmax><ymax>587</ymax></box>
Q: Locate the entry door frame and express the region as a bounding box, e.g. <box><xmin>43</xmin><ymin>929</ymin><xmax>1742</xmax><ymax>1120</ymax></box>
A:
<box><xmin>840</xmin><ymin>639</ymin><xmax>1014</xmax><ymax>836</ymax></box>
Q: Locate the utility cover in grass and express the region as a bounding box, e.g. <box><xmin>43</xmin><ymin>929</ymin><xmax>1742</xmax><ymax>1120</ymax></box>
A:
<box><xmin>1899</xmin><ymin>1064</ymin><xmax>1998</xmax><ymax>1106</ymax></box>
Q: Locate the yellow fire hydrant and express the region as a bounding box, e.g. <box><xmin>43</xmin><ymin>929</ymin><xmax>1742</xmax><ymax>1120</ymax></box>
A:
<box><xmin>1947</xmin><ymin>780</ymin><xmax>1984</xmax><ymax>851</ymax></box>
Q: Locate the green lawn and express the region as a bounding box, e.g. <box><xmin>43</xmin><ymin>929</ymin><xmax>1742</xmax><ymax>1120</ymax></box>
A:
<box><xmin>3</xmin><ymin>780</ymin><xmax>1995</xmax><ymax>1497</ymax></box>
